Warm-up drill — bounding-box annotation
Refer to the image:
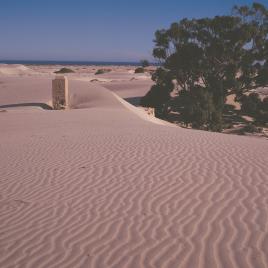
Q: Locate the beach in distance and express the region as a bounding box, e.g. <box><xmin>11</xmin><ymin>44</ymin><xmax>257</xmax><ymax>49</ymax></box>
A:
<box><xmin>0</xmin><ymin>63</ymin><xmax>268</xmax><ymax>268</ymax></box>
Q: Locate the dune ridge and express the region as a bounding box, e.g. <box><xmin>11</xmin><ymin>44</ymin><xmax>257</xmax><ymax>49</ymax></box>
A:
<box><xmin>0</xmin><ymin>73</ymin><xmax>268</xmax><ymax>268</ymax></box>
<box><xmin>0</xmin><ymin>64</ymin><xmax>38</xmax><ymax>76</ymax></box>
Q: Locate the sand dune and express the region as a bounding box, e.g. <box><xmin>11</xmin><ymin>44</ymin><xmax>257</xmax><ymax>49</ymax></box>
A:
<box><xmin>0</xmin><ymin>77</ymin><xmax>52</xmax><ymax>106</ymax></box>
<box><xmin>0</xmin><ymin>74</ymin><xmax>153</xmax><ymax>110</ymax></box>
<box><xmin>0</xmin><ymin>69</ymin><xmax>268</xmax><ymax>268</ymax></box>
<box><xmin>0</xmin><ymin>64</ymin><xmax>38</xmax><ymax>76</ymax></box>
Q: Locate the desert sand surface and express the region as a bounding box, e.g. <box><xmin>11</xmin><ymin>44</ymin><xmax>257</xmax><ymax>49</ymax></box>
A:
<box><xmin>0</xmin><ymin>64</ymin><xmax>268</xmax><ymax>268</ymax></box>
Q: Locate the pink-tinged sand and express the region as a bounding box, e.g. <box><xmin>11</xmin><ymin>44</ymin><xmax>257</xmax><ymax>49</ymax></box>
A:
<box><xmin>0</xmin><ymin>69</ymin><xmax>268</xmax><ymax>268</ymax></box>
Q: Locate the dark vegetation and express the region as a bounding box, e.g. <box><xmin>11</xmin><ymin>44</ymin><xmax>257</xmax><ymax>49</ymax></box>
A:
<box><xmin>134</xmin><ymin>67</ymin><xmax>145</xmax><ymax>73</ymax></box>
<box><xmin>240</xmin><ymin>94</ymin><xmax>268</xmax><ymax>124</ymax></box>
<box><xmin>134</xmin><ymin>59</ymin><xmax>151</xmax><ymax>73</ymax></box>
<box><xmin>141</xmin><ymin>2</ymin><xmax>268</xmax><ymax>132</ymax></box>
<box><xmin>95</xmin><ymin>69</ymin><xmax>111</xmax><ymax>75</ymax></box>
<box><xmin>54</xmin><ymin>67</ymin><xmax>74</xmax><ymax>74</ymax></box>
<box><xmin>140</xmin><ymin>59</ymin><xmax>150</xmax><ymax>68</ymax></box>
<box><xmin>241</xmin><ymin>124</ymin><xmax>263</xmax><ymax>133</ymax></box>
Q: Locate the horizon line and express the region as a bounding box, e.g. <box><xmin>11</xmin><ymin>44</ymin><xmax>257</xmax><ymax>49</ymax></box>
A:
<box><xmin>0</xmin><ymin>59</ymin><xmax>158</xmax><ymax>66</ymax></box>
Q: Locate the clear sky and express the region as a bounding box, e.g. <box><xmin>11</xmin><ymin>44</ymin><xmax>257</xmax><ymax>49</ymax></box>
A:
<box><xmin>0</xmin><ymin>0</ymin><xmax>267</xmax><ymax>62</ymax></box>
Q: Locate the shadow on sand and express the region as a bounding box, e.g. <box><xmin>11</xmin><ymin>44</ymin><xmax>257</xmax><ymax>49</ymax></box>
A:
<box><xmin>0</xmin><ymin>103</ymin><xmax>53</xmax><ymax>110</ymax></box>
<box><xmin>0</xmin><ymin>97</ymin><xmax>141</xmax><ymax>110</ymax></box>
<box><xmin>123</xmin><ymin>96</ymin><xmax>141</xmax><ymax>106</ymax></box>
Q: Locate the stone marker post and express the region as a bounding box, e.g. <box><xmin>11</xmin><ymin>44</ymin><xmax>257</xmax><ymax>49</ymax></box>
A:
<box><xmin>52</xmin><ymin>76</ymin><xmax>69</xmax><ymax>109</ymax></box>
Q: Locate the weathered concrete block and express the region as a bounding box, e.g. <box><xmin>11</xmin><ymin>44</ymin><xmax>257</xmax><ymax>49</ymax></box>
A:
<box><xmin>52</xmin><ymin>76</ymin><xmax>69</xmax><ymax>109</ymax></box>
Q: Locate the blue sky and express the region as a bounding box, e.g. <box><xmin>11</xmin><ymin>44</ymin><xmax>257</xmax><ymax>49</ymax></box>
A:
<box><xmin>0</xmin><ymin>0</ymin><xmax>267</xmax><ymax>62</ymax></box>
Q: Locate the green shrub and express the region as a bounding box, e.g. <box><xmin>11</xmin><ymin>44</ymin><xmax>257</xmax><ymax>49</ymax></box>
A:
<box><xmin>240</xmin><ymin>93</ymin><xmax>268</xmax><ymax>124</ymax></box>
<box><xmin>134</xmin><ymin>67</ymin><xmax>145</xmax><ymax>73</ymax></box>
<box><xmin>140</xmin><ymin>60</ymin><xmax>149</xmax><ymax>68</ymax></box>
<box><xmin>54</xmin><ymin>67</ymin><xmax>74</xmax><ymax>74</ymax></box>
<box><xmin>242</xmin><ymin>124</ymin><xmax>262</xmax><ymax>133</ymax></box>
<box><xmin>95</xmin><ymin>69</ymin><xmax>111</xmax><ymax>75</ymax></box>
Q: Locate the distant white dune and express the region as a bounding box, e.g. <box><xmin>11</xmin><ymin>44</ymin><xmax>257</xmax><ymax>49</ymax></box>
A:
<box><xmin>0</xmin><ymin>64</ymin><xmax>38</xmax><ymax>76</ymax></box>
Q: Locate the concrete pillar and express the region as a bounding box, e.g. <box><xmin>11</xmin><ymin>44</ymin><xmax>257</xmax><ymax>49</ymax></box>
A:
<box><xmin>52</xmin><ymin>76</ymin><xmax>69</xmax><ymax>109</ymax></box>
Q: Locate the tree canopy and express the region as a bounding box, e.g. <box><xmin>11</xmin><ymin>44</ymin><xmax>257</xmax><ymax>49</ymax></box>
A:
<box><xmin>140</xmin><ymin>59</ymin><xmax>150</xmax><ymax>68</ymax></box>
<box><xmin>141</xmin><ymin>2</ymin><xmax>268</xmax><ymax>131</ymax></box>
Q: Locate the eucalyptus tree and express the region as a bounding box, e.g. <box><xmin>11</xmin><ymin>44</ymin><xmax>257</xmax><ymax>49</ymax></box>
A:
<box><xmin>141</xmin><ymin>2</ymin><xmax>268</xmax><ymax>131</ymax></box>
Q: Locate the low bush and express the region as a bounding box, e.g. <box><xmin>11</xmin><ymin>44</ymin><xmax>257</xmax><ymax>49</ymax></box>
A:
<box><xmin>134</xmin><ymin>67</ymin><xmax>145</xmax><ymax>73</ymax></box>
<box><xmin>54</xmin><ymin>67</ymin><xmax>74</xmax><ymax>74</ymax></box>
<box><xmin>240</xmin><ymin>94</ymin><xmax>268</xmax><ymax>124</ymax></box>
<box><xmin>95</xmin><ymin>69</ymin><xmax>111</xmax><ymax>75</ymax></box>
<box><xmin>243</xmin><ymin>124</ymin><xmax>259</xmax><ymax>133</ymax></box>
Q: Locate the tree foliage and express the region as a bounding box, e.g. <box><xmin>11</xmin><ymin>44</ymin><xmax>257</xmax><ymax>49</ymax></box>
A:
<box><xmin>140</xmin><ymin>59</ymin><xmax>150</xmax><ymax>68</ymax></box>
<box><xmin>176</xmin><ymin>87</ymin><xmax>222</xmax><ymax>131</ymax></box>
<box><xmin>141</xmin><ymin>2</ymin><xmax>268</xmax><ymax>130</ymax></box>
<box><xmin>241</xmin><ymin>93</ymin><xmax>268</xmax><ymax>123</ymax></box>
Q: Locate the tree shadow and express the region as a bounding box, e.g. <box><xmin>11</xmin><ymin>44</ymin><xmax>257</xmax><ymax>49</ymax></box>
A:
<box><xmin>123</xmin><ymin>96</ymin><xmax>141</xmax><ymax>106</ymax></box>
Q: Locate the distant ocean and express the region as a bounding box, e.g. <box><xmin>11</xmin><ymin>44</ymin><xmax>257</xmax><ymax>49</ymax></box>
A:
<box><xmin>0</xmin><ymin>60</ymin><xmax>149</xmax><ymax>66</ymax></box>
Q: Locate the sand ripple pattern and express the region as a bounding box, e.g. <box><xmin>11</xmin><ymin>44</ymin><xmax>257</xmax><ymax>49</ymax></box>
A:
<box><xmin>1</xmin><ymin>105</ymin><xmax>268</xmax><ymax>268</ymax></box>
